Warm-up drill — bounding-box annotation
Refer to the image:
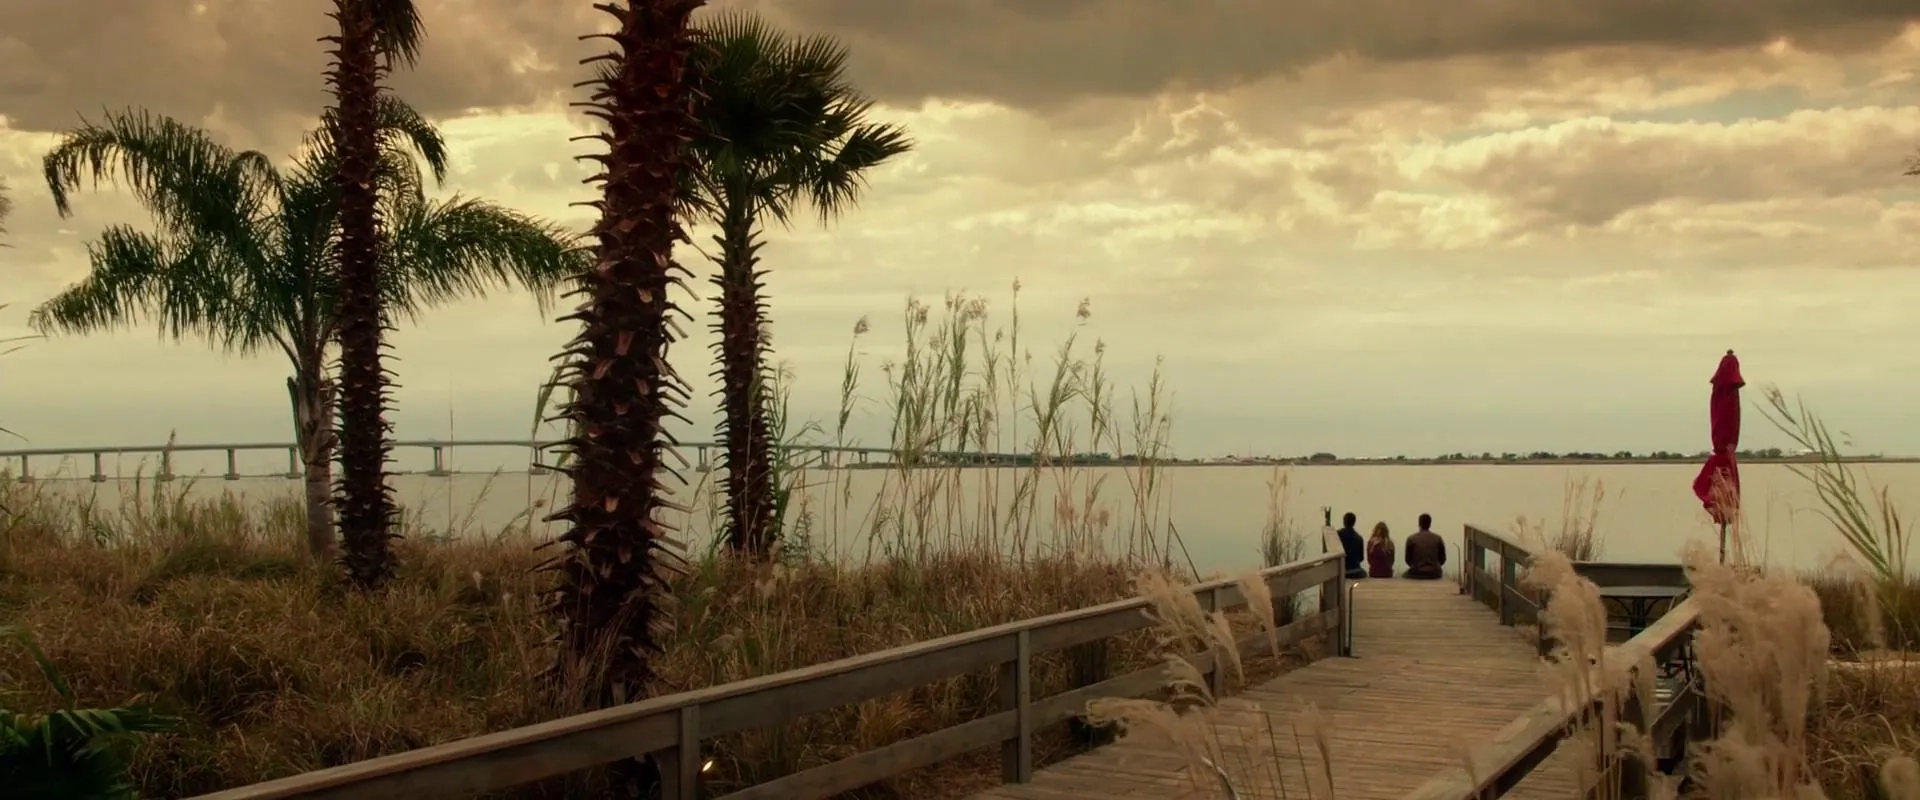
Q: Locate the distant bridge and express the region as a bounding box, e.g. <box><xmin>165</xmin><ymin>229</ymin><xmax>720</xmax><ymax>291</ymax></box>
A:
<box><xmin>0</xmin><ymin>439</ymin><xmax>1034</xmax><ymax>483</ymax></box>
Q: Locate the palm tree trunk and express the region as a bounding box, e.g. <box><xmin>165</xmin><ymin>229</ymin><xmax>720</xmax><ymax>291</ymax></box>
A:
<box><xmin>328</xmin><ymin>0</ymin><xmax>399</xmax><ymax>591</ymax></box>
<box><xmin>547</xmin><ymin>3</ymin><xmax>704</xmax><ymax>796</ymax></box>
<box><xmin>286</xmin><ymin>371</ymin><xmax>337</xmax><ymax>557</ymax></box>
<box><xmin>711</xmin><ymin>191</ymin><xmax>778</xmax><ymax>556</ymax></box>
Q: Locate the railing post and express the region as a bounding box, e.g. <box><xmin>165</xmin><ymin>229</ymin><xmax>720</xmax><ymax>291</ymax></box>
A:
<box><xmin>224</xmin><ymin>448</ymin><xmax>240</xmax><ymax>481</ymax></box>
<box><xmin>1463</xmin><ymin>526</ymin><xmax>1480</xmax><ymax>600</ymax></box>
<box><xmin>1321</xmin><ymin>573</ymin><xmax>1347</xmax><ymax>657</ymax></box>
<box><xmin>1270</xmin><ymin>571</ymin><xmax>1298</xmax><ymax>630</ymax></box>
<box><xmin>999</xmin><ymin>630</ymin><xmax>1033</xmax><ymax>783</ymax></box>
<box><xmin>658</xmin><ymin>705</ymin><xmax>701</xmax><ymax>800</ymax></box>
<box><xmin>285</xmin><ymin>446</ymin><xmax>301</xmax><ymax>479</ymax></box>
<box><xmin>1200</xmin><ymin>587</ymin><xmax>1227</xmax><ymax>696</ymax></box>
<box><xmin>1602</xmin><ymin>678</ymin><xmax>1651</xmax><ymax>799</ymax></box>
<box><xmin>1499</xmin><ymin>553</ymin><xmax>1518</xmax><ymax>626</ymax></box>
<box><xmin>1066</xmin><ymin>635</ymin><xmax>1110</xmax><ymax>747</ymax></box>
<box><xmin>91</xmin><ymin>452</ymin><xmax>106</xmax><ymax>483</ymax></box>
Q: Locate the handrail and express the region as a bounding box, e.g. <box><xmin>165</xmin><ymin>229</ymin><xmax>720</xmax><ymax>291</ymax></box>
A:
<box><xmin>1401</xmin><ymin>600</ymin><xmax>1705</xmax><ymax>800</ymax></box>
<box><xmin>189</xmin><ymin>552</ymin><xmax>1347</xmax><ymax>800</ymax></box>
<box><xmin>1460</xmin><ymin>523</ymin><xmax>1539</xmax><ymax>630</ymax></box>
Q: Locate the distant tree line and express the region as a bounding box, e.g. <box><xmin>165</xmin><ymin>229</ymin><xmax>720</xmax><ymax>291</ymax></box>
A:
<box><xmin>1197</xmin><ymin>448</ymin><xmax>1831</xmax><ymax>463</ymax></box>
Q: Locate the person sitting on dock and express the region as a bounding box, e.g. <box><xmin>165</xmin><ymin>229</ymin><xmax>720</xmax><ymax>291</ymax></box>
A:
<box><xmin>1366</xmin><ymin>522</ymin><xmax>1395</xmax><ymax>579</ymax></box>
<box><xmin>1336</xmin><ymin>512</ymin><xmax>1367</xmax><ymax>579</ymax></box>
<box><xmin>1403</xmin><ymin>514</ymin><xmax>1447</xmax><ymax>580</ymax></box>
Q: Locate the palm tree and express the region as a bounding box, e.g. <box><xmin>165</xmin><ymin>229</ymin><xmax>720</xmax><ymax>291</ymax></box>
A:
<box><xmin>324</xmin><ymin>0</ymin><xmax>425</xmax><ymax>590</ymax></box>
<box><xmin>543</xmin><ymin>0</ymin><xmax>704</xmax><ymax>794</ymax></box>
<box><xmin>35</xmin><ymin>105</ymin><xmax>584</xmax><ymax>560</ymax></box>
<box><xmin>686</xmin><ymin>11</ymin><xmax>911</xmax><ymax>555</ymax></box>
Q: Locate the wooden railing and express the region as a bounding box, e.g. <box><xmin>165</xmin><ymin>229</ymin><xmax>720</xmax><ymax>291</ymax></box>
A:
<box><xmin>1461</xmin><ymin>524</ymin><xmax>1692</xmax><ymax>654</ymax></box>
<box><xmin>1402</xmin><ymin>600</ymin><xmax>1712</xmax><ymax>800</ymax></box>
<box><xmin>1430</xmin><ymin>525</ymin><xmax>1712</xmax><ymax>798</ymax></box>
<box><xmin>1461</xmin><ymin>524</ymin><xmax>1538</xmax><ymax>627</ymax></box>
<box><xmin>190</xmin><ymin>552</ymin><xmax>1347</xmax><ymax>800</ymax></box>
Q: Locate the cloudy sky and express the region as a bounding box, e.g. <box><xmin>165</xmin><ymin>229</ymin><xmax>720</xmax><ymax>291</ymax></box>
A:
<box><xmin>2</xmin><ymin>0</ymin><xmax>1919</xmax><ymax>465</ymax></box>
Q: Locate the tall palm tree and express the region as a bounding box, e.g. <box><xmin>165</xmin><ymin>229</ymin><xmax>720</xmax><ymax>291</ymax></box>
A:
<box><xmin>687</xmin><ymin>11</ymin><xmax>911</xmax><ymax>555</ymax></box>
<box><xmin>543</xmin><ymin>0</ymin><xmax>704</xmax><ymax>794</ymax></box>
<box><xmin>35</xmin><ymin>106</ymin><xmax>584</xmax><ymax>559</ymax></box>
<box><xmin>324</xmin><ymin>0</ymin><xmax>425</xmax><ymax>590</ymax></box>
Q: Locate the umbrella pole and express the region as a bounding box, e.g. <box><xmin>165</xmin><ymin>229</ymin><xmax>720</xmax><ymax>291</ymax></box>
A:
<box><xmin>1718</xmin><ymin>521</ymin><xmax>1728</xmax><ymax>564</ymax></box>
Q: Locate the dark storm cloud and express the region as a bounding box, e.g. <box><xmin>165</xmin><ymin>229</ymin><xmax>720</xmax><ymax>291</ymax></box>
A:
<box><xmin>0</xmin><ymin>0</ymin><xmax>609</xmax><ymax>145</ymax></box>
<box><xmin>752</xmin><ymin>0</ymin><xmax>1919</xmax><ymax>108</ymax></box>
<box><xmin>0</xmin><ymin>0</ymin><xmax>1911</xmax><ymax>147</ymax></box>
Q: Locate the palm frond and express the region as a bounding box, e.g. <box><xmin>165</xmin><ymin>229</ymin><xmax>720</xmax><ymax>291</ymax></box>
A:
<box><xmin>804</xmin><ymin>115</ymin><xmax>912</xmax><ymax>224</ymax></box>
<box><xmin>304</xmin><ymin>93</ymin><xmax>449</xmax><ymax>185</ymax></box>
<box><xmin>379</xmin><ymin>196</ymin><xmax>590</xmax><ymax>320</ymax></box>
<box><xmin>366</xmin><ymin>0</ymin><xmax>426</xmax><ymax>68</ymax></box>
<box><xmin>42</xmin><ymin>109</ymin><xmax>281</xmax><ymax>262</ymax></box>
<box><xmin>33</xmin><ymin>97</ymin><xmax>540</xmax><ymax>364</ymax></box>
<box><xmin>0</xmin><ymin>625</ymin><xmax>177</xmax><ymax>800</ymax></box>
<box><xmin>681</xmin><ymin>10</ymin><xmax>913</xmax><ymax>226</ymax></box>
<box><xmin>28</xmin><ymin>225</ymin><xmax>280</xmax><ymax>353</ymax></box>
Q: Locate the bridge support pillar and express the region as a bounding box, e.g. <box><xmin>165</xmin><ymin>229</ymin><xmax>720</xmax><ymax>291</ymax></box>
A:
<box><xmin>15</xmin><ymin>454</ymin><xmax>29</xmax><ymax>483</ymax></box>
<box><xmin>225</xmin><ymin>448</ymin><xmax>240</xmax><ymax>481</ymax></box>
<box><xmin>91</xmin><ymin>453</ymin><xmax>106</xmax><ymax>483</ymax></box>
<box><xmin>428</xmin><ymin>446</ymin><xmax>451</xmax><ymax>477</ymax></box>
<box><xmin>285</xmin><ymin>447</ymin><xmax>301</xmax><ymax>479</ymax></box>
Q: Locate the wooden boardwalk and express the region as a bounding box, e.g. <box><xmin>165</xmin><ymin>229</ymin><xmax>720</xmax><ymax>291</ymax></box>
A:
<box><xmin>969</xmin><ymin>579</ymin><xmax>1582</xmax><ymax>800</ymax></box>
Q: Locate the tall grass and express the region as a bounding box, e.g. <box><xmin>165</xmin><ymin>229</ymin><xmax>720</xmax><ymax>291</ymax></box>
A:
<box><xmin>1761</xmin><ymin>387</ymin><xmax>1914</xmax><ymax>643</ymax></box>
<box><xmin>1510</xmin><ymin>475</ymin><xmax>1610</xmax><ymax>561</ymax></box>
<box><xmin>796</xmin><ymin>287</ymin><xmax>1186</xmax><ymax>571</ymax></box>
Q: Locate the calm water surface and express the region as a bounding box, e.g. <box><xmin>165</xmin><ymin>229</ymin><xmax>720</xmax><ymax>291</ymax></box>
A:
<box><xmin>17</xmin><ymin>452</ymin><xmax>1920</xmax><ymax>575</ymax></box>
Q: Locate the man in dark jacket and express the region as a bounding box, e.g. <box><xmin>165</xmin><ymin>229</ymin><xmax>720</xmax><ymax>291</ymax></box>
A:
<box><xmin>1404</xmin><ymin>513</ymin><xmax>1447</xmax><ymax>580</ymax></box>
<box><xmin>1335</xmin><ymin>512</ymin><xmax>1366</xmax><ymax>579</ymax></box>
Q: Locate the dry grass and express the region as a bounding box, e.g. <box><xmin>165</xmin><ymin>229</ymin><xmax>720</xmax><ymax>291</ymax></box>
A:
<box><xmin>1511</xmin><ymin>474</ymin><xmax>1611</xmax><ymax>562</ymax></box>
<box><xmin>0</xmin><ymin>476</ymin><xmax>1176</xmax><ymax>797</ymax></box>
<box><xmin>0</xmin><ymin>290</ymin><xmax>1283</xmax><ymax>798</ymax></box>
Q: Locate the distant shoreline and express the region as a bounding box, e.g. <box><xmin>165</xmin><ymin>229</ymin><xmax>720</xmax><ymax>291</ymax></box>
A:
<box><xmin>1171</xmin><ymin>456</ymin><xmax>1916</xmax><ymax>467</ymax></box>
<box><xmin>838</xmin><ymin>455</ymin><xmax>1916</xmax><ymax>470</ymax></box>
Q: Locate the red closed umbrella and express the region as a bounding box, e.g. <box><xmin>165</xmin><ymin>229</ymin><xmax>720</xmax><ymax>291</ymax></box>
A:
<box><xmin>1691</xmin><ymin>350</ymin><xmax>1744</xmax><ymax>561</ymax></box>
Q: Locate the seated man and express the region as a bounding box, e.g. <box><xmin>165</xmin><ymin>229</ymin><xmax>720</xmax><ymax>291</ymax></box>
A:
<box><xmin>1335</xmin><ymin>512</ymin><xmax>1367</xmax><ymax>579</ymax></box>
<box><xmin>1403</xmin><ymin>513</ymin><xmax>1447</xmax><ymax>580</ymax></box>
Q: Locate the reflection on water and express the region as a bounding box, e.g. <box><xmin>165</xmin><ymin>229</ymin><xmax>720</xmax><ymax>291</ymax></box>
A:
<box><xmin>10</xmin><ymin>462</ymin><xmax>1918</xmax><ymax>574</ymax></box>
